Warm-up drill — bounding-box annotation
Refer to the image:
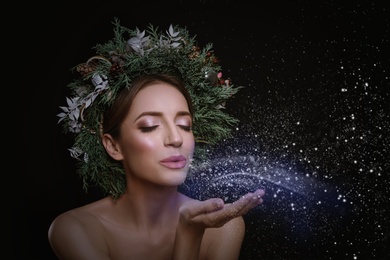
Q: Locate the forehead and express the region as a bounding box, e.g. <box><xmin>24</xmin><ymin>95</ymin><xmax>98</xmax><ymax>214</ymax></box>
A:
<box><xmin>131</xmin><ymin>83</ymin><xmax>189</xmax><ymax>112</ymax></box>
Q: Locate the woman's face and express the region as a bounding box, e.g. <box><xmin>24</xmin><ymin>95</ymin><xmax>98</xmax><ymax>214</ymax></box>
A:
<box><xmin>117</xmin><ymin>83</ymin><xmax>195</xmax><ymax>186</ymax></box>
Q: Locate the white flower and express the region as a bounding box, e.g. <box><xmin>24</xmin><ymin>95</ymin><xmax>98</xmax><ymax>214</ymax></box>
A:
<box><xmin>166</xmin><ymin>24</ymin><xmax>181</xmax><ymax>47</ymax></box>
<box><xmin>158</xmin><ymin>24</ymin><xmax>181</xmax><ymax>48</ymax></box>
<box><xmin>68</xmin><ymin>147</ymin><xmax>84</xmax><ymax>159</ymax></box>
<box><xmin>68</xmin><ymin>147</ymin><xmax>88</xmax><ymax>162</ymax></box>
<box><xmin>83</xmin><ymin>73</ymin><xmax>109</xmax><ymax>107</ymax></box>
<box><xmin>58</xmin><ymin>73</ymin><xmax>110</xmax><ymax>133</ymax></box>
<box><xmin>126</xmin><ymin>28</ymin><xmax>150</xmax><ymax>55</ymax></box>
<box><xmin>92</xmin><ymin>74</ymin><xmax>108</xmax><ymax>89</ymax></box>
<box><xmin>68</xmin><ymin>120</ymin><xmax>83</xmax><ymax>133</ymax></box>
<box><xmin>57</xmin><ymin>96</ymin><xmax>81</xmax><ymax>123</ymax></box>
<box><xmin>75</xmin><ymin>86</ymin><xmax>89</xmax><ymax>97</ymax></box>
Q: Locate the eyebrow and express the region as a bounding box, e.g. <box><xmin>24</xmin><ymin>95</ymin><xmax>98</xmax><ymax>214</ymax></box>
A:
<box><xmin>134</xmin><ymin>111</ymin><xmax>191</xmax><ymax>122</ymax></box>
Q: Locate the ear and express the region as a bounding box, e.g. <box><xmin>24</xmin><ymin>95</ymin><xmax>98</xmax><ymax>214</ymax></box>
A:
<box><xmin>102</xmin><ymin>133</ymin><xmax>124</xmax><ymax>161</ymax></box>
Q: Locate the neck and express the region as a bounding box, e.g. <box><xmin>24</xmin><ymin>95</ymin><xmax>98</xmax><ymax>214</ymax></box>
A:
<box><xmin>115</xmin><ymin>182</ymin><xmax>182</xmax><ymax>228</ymax></box>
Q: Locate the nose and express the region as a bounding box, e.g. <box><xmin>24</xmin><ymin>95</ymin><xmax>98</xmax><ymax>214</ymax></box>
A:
<box><xmin>164</xmin><ymin>124</ymin><xmax>183</xmax><ymax>147</ymax></box>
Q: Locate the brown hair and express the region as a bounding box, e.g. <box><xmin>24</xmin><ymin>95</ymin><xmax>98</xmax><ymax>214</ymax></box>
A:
<box><xmin>102</xmin><ymin>74</ymin><xmax>194</xmax><ymax>139</ymax></box>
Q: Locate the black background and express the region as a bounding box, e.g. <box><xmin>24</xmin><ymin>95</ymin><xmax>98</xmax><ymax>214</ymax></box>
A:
<box><xmin>13</xmin><ymin>1</ymin><xmax>389</xmax><ymax>259</ymax></box>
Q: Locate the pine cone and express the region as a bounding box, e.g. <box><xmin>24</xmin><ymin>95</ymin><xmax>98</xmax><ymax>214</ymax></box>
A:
<box><xmin>76</xmin><ymin>63</ymin><xmax>94</xmax><ymax>77</ymax></box>
<box><xmin>188</xmin><ymin>46</ymin><xmax>200</xmax><ymax>60</ymax></box>
<box><xmin>110</xmin><ymin>63</ymin><xmax>124</xmax><ymax>76</ymax></box>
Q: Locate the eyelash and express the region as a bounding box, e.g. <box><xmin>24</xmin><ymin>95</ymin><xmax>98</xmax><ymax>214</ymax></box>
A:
<box><xmin>180</xmin><ymin>125</ymin><xmax>193</xmax><ymax>132</ymax></box>
<box><xmin>139</xmin><ymin>125</ymin><xmax>193</xmax><ymax>133</ymax></box>
<box><xmin>139</xmin><ymin>126</ymin><xmax>158</xmax><ymax>133</ymax></box>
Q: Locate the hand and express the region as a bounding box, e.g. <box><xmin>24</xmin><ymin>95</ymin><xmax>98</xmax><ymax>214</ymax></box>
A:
<box><xmin>173</xmin><ymin>189</ymin><xmax>265</xmax><ymax>259</ymax></box>
<box><xmin>179</xmin><ymin>189</ymin><xmax>265</xmax><ymax>229</ymax></box>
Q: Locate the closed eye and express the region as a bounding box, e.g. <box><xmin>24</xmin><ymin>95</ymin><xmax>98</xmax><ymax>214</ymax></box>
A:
<box><xmin>179</xmin><ymin>125</ymin><xmax>192</xmax><ymax>132</ymax></box>
<box><xmin>139</xmin><ymin>126</ymin><xmax>158</xmax><ymax>133</ymax></box>
<box><xmin>139</xmin><ymin>125</ymin><xmax>192</xmax><ymax>133</ymax></box>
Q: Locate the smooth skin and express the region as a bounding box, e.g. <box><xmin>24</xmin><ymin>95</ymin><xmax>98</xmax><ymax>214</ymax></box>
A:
<box><xmin>48</xmin><ymin>83</ymin><xmax>265</xmax><ymax>259</ymax></box>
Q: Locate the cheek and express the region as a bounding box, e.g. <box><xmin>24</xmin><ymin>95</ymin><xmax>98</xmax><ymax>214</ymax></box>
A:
<box><xmin>130</xmin><ymin>135</ymin><xmax>158</xmax><ymax>153</ymax></box>
<box><xmin>119</xmin><ymin>130</ymin><xmax>159</xmax><ymax>159</ymax></box>
<box><xmin>184</xmin><ymin>136</ymin><xmax>195</xmax><ymax>155</ymax></box>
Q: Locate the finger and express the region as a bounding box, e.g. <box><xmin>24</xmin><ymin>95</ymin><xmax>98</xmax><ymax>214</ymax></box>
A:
<box><xmin>214</xmin><ymin>189</ymin><xmax>265</xmax><ymax>220</ymax></box>
<box><xmin>227</xmin><ymin>193</ymin><xmax>261</xmax><ymax>216</ymax></box>
<box><xmin>253</xmin><ymin>189</ymin><xmax>266</xmax><ymax>198</ymax></box>
<box><xmin>179</xmin><ymin>198</ymin><xmax>224</xmax><ymax>219</ymax></box>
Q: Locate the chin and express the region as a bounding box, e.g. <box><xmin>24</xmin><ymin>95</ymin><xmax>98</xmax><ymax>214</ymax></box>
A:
<box><xmin>164</xmin><ymin>170</ymin><xmax>188</xmax><ymax>186</ymax></box>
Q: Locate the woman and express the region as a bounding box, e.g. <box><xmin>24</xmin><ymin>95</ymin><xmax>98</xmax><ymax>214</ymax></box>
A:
<box><xmin>50</xmin><ymin>20</ymin><xmax>265</xmax><ymax>259</ymax></box>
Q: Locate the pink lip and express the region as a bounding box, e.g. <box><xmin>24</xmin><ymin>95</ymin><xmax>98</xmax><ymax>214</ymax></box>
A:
<box><xmin>160</xmin><ymin>155</ymin><xmax>187</xmax><ymax>169</ymax></box>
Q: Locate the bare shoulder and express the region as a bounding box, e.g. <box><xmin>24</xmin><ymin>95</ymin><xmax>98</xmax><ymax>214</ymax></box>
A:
<box><xmin>49</xmin><ymin>197</ymin><xmax>110</xmax><ymax>232</ymax></box>
<box><xmin>49</xmin><ymin>204</ymin><xmax>102</xmax><ymax>234</ymax></box>
<box><xmin>48</xmin><ymin>198</ymin><xmax>112</xmax><ymax>259</ymax></box>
